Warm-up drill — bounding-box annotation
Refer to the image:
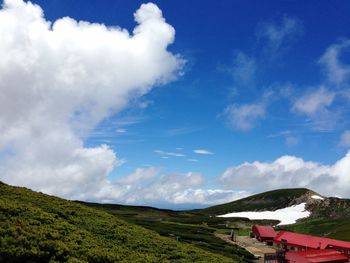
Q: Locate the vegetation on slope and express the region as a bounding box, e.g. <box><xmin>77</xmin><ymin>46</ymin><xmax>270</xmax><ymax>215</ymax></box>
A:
<box><xmin>0</xmin><ymin>182</ymin><xmax>238</xmax><ymax>263</ymax></box>
<box><xmin>81</xmin><ymin>202</ymin><xmax>257</xmax><ymax>262</ymax></box>
<box><xmin>80</xmin><ymin>187</ymin><xmax>350</xmax><ymax>260</ymax></box>
<box><xmin>306</xmin><ymin>197</ymin><xmax>350</xmax><ymax>219</ymax></box>
<box><xmin>197</xmin><ymin>188</ymin><xmax>312</xmax><ymax>215</ymax></box>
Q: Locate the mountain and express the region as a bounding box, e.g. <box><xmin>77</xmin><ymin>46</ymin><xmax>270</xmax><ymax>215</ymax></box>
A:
<box><xmin>284</xmin><ymin>196</ymin><xmax>350</xmax><ymax>241</ymax></box>
<box><xmin>194</xmin><ymin>188</ymin><xmax>350</xmax><ymax>241</ymax></box>
<box><xmin>195</xmin><ymin>188</ymin><xmax>316</xmax><ymax>215</ymax></box>
<box><xmin>0</xmin><ymin>182</ymin><xmax>238</xmax><ymax>263</ymax></box>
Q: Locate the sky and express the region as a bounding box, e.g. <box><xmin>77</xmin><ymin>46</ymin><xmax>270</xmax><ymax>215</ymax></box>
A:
<box><xmin>0</xmin><ymin>0</ymin><xmax>350</xmax><ymax>209</ymax></box>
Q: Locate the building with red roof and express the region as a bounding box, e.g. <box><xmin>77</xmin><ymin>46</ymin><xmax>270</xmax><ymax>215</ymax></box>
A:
<box><xmin>274</xmin><ymin>231</ymin><xmax>350</xmax><ymax>257</ymax></box>
<box><xmin>251</xmin><ymin>225</ymin><xmax>277</xmax><ymax>244</ymax></box>
<box><xmin>285</xmin><ymin>249</ymin><xmax>349</xmax><ymax>263</ymax></box>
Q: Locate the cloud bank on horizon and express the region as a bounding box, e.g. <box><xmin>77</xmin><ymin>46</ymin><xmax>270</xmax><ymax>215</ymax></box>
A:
<box><xmin>0</xmin><ymin>0</ymin><xmax>350</xmax><ymax>207</ymax></box>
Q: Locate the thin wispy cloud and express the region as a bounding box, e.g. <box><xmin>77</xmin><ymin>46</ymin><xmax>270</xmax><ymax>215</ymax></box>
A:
<box><xmin>292</xmin><ymin>86</ymin><xmax>337</xmax><ymax>131</ymax></box>
<box><xmin>113</xmin><ymin>115</ymin><xmax>148</xmax><ymax>127</ymax></box>
<box><xmin>293</xmin><ymin>86</ymin><xmax>335</xmax><ymax>116</ymax></box>
<box><xmin>228</xmin><ymin>51</ymin><xmax>256</xmax><ymax>87</ymax></box>
<box><xmin>224</xmin><ymin>103</ymin><xmax>266</xmax><ymax>131</ymax></box>
<box><xmin>193</xmin><ymin>149</ymin><xmax>214</xmax><ymax>155</ymax></box>
<box><xmin>256</xmin><ymin>15</ymin><xmax>303</xmax><ymax>59</ymax></box>
<box><xmin>267</xmin><ymin>130</ymin><xmax>299</xmax><ymax>147</ymax></box>
<box><xmin>164</xmin><ymin>127</ymin><xmax>201</xmax><ymax>137</ymax></box>
<box><xmin>116</xmin><ymin>128</ymin><xmax>127</xmax><ymax>133</ymax></box>
<box><xmin>267</xmin><ymin>130</ymin><xmax>292</xmax><ymax>138</ymax></box>
<box><xmin>155</xmin><ymin>150</ymin><xmax>185</xmax><ymax>157</ymax></box>
<box><xmin>285</xmin><ymin>135</ymin><xmax>299</xmax><ymax>147</ymax></box>
<box><xmin>319</xmin><ymin>39</ymin><xmax>350</xmax><ymax>86</ymax></box>
<box><xmin>222</xmin><ymin>16</ymin><xmax>302</xmax><ymax>133</ymax></box>
<box><xmin>339</xmin><ymin>130</ymin><xmax>350</xmax><ymax>148</ymax></box>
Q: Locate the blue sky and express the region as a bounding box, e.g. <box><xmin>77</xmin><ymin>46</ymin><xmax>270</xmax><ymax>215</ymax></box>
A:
<box><xmin>72</xmin><ymin>1</ymin><xmax>350</xmax><ymax>173</ymax></box>
<box><xmin>1</xmin><ymin>0</ymin><xmax>350</xmax><ymax>208</ymax></box>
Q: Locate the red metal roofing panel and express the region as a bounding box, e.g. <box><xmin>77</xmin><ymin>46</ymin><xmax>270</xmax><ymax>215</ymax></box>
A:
<box><xmin>274</xmin><ymin>231</ymin><xmax>350</xmax><ymax>250</ymax></box>
<box><xmin>254</xmin><ymin>225</ymin><xmax>277</xmax><ymax>238</ymax></box>
<box><xmin>286</xmin><ymin>249</ymin><xmax>348</xmax><ymax>263</ymax></box>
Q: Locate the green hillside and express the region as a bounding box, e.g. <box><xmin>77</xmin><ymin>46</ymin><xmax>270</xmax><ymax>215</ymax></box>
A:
<box><xmin>306</xmin><ymin>197</ymin><xmax>350</xmax><ymax>219</ymax></box>
<box><xmin>196</xmin><ymin>188</ymin><xmax>312</xmax><ymax>215</ymax></box>
<box><xmin>81</xmin><ymin>202</ymin><xmax>257</xmax><ymax>262</ymax></box>
<box><xmin>0</xmin><ymin>182</ymin><xmax>238</xmax><ymax>263</ymax></box>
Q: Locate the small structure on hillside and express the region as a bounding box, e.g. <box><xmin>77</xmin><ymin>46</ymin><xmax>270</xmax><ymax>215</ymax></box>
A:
<box><xmin>229</xmin><ymin>229</ymin><xmax>237</xmax><ymax>242</ymax></box>
<box><xmin>251</xmin><ymin>225</ymin><xmax>277</xmax><ymax>245</ymax></box>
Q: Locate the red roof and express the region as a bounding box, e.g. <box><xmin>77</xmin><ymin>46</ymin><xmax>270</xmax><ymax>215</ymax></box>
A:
<box><xmin>285</xmin><ymin>249</ymin><xmax>349</xmax><ymax>263</ymax></box>
<box><xmin>274</xmin><ymin>231</ymin><xmax>350</xmax><ymax>250</ymax></box>
<box><xmin>253</xmin><ymin>225</ymin><xmax>277</xmax><ymax>238</ymax></box>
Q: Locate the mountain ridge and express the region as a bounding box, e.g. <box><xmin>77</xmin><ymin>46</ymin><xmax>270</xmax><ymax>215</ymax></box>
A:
<box><xmin>195</xmin><ymin>188</ymin><xmax>318</xmax><ymax>215</ymax></box>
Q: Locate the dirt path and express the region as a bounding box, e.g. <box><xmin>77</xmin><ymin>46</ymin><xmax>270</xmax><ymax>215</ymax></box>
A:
<box><xmin>215</xmin><ymin>233</ymin><xmax>276</xmax><ymax>262</ymax></box>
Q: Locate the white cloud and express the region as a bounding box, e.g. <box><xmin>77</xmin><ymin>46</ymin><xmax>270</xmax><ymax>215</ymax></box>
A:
<box><xmin>290</xmin><ymin>39</ymin><xmax>350</xmax><ymax>131</ymax></box>
<box><xmin>193</xmin><ymin>149</ymin><xmax>214</xmax><ymax>155</ymax></box>
<box><xmin>102</xmin><ymin>168</ymin><xmax>249</xmax><ymax>206</ymax></box>
<box><xmin>267</xmin><ymin>131</ymin><xmax>299</xmax><ymax>147</ymax></box>
<box><xmin>285</xmin><ymin>135</ymin><xmax>299</xmax><ymax>147</ymax></box>
<box><xmin>292</xmin><ymin>86</ymin><xmax>337</xmax><ymax>130</ymax></box>
<box><xmin>0</xmin><ymin>0</ymin><xmax>183</xmax><ymax>198</ymax></box>
<box><xmin>339</xmin><ymin>130</ymin><xmax>350</xmax><ymax>148</ymax></box>
<box><xmin>319</xmin><ymin>39</ymin><xmax>350</xmax><ymax>85</ymax></box>
<box><xmin>257</xmin><ymin>16</ymin><xmax>303</xmax><ymax>58</ymax></box>
<box><xmin>117</xmin><ymin>167</ymin><xmax>159</xmax><ymax>185</ymax></box>
<box><xmin>188</xmin><ymin>158</ymin><xmax>199</xmax><ymax>162</ymax></box>
<box><xmin>224</xmin><ymin>103</ymin><xmax>265</xmax><ymax>131</ymax></box>
<box><xmin>116</xmin><ymin>129</ymin><xmax>127</xmax><ymax>133</ymax></box>
<box><xmin>172</xmin><ymin>189</ymin><xmax>249</xmax><ymax>206</ymax></box>
<box><xmin>155</xmin><ymin>150</ymin><xmax>185</xmax><ymax>157</ymax></box>
<box><xmin>229</xmin><ymin>51</ymin><xmax>256</xmax><ymax>86</ymax></box>
<box><xmin>293</xmin><ymin>86</ymin><xmax>335</xmax><ymax>116</ymax></box>
<box><xmin>119</xmin><ymin>171</ymin><xmax>205</xmax><ymax>204</ymax></box>
<box><xmin>220</xmin><ymin>151</ymin><xmax>350</xmax><ymax>198</ymax></box>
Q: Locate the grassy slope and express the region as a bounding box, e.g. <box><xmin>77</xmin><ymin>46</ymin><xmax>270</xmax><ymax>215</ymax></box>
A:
<box><xmin>307</xmin><ymin>197</ymin><xmax>350</xmax><ymax>218</ymax></box>
<box><xmin>82</xmin><ymin>202</ymin><xmax>257</xmax><ymax>262</ymax></box>
<box><xmin>0</xmin><ymin>182</ymin><xmax>238</xmax><ymax>263</ymax></box>
<box><xmin>197</xmin><ymin>188</ymin><xmax>311</xmax><ymax>215</ymax></box>
<box><xmin>79</xmin><ymin>188</ymin><xmax>313</xmax><ymax>261</ymax></box>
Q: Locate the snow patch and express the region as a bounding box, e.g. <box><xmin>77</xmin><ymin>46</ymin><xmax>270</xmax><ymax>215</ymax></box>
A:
<box><xmin>217</xmin><ymin>203</ymin><xmax>310</xmax><ymax>225</ymax></box>
<box><xmin>311</xmin><ymin>195</ymin><xmax>324</xmax><ymax>200</ymax></box>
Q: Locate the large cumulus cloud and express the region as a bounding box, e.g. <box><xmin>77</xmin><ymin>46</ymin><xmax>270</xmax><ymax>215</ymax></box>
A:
<box><xmin>0</xmin><ymin>0</ymin><xmax>183</xmax><ymax>199</ymax></box>
<box><xmin>220</xmin><ymin>151</ymin><xmax>350</xmax><ymax>197</ymax></box>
